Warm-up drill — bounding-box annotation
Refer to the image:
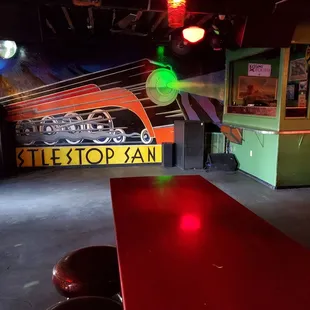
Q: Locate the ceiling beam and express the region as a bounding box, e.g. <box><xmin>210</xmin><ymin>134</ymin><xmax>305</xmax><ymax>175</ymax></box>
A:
<box><xmin>196</xmin><ymin>13</ymin><xmax>213</xmax><ymax>26</ymax></box>
<box><xmin>61</xmin><ymin>6</ymin><xmax>75</xmax><ymax>30</ymax></box>
<box><xmin>46</xmin><ymin>18</ymin><xmax>57</xmax><ymax>33</ymax></box>
<box><xmin>132</xmin><ymin>10</ymin><xmax>143</xmax><ymax>31</ymax></box>
<box><xmin>151</xmin><ymin>12</ymin><xmax>166</xmax><ymax>33</ymax></box>
<box><xmin>86</xmin><ymin>0</ymin><xmax>275</xmax><ymax>15</ymax></box>
<box><xmin>87</xmin><ymin>7</ymin><xmax>95</xmax><ymax>33</ymax></box>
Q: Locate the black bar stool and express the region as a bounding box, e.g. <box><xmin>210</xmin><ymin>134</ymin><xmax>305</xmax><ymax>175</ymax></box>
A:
<box><xmin>47</xmin><ymin>296</ymin><xmax>122</xmax><ymax>310</ymax></box>
<box><xmin>52</xmin><ymin>246</ymin><xmax>121</xmax><ymax>298</ymax></box>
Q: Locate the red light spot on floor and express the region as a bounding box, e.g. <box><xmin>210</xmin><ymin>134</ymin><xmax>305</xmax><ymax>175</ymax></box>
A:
<box><xmin>180</xmin><ymin>214</ymin><xmax>201</xmax><ymax>231</ymax></box>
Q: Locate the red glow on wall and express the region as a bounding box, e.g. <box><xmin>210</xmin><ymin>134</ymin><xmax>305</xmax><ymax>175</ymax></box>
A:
<box><xmin>182</xmin><ymin>26</ymin><xmax>206</xmax><ymax>43</ymax></box>
<box><xmin>180</xmin><ymin>214</ymin><xmax>201</xmax><ymax>231</ymax></box>
<box><xmin>167</xmin><ymin>0</ymin><xmax>186</xmax><ymax>28</ymax></box>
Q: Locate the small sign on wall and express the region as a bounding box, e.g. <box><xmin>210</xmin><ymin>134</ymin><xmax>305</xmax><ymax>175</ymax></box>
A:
<box><xmin>298</xmin><ymin>93</ymin><xmax>307</xmax><ymax>107</ymax></box>
<box><xmin>248</xmin><ymin>63</ymin><xmax>271</xmax><ymax>77</ymax></box>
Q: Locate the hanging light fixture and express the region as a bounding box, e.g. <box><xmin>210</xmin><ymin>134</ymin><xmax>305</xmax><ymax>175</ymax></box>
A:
<box><xmin>167</xmin><ymin>0</ymin><xmax>186</xmax><ymax>28</ymax></box>
<box><xmin>0</xmin><ymin>40</ymin><xmax>17</xmax><ymax>59</ymax></box>
<box><xmin>182</xmin><ymin>26</ymin><xmax>206</xmax><ymax>43</ymax></box>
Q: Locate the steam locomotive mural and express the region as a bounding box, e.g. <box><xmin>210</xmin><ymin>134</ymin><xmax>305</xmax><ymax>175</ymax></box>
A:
<box><xmin>1</xmin><ymin>59</ymin><xmax>184</xmax><ymax>147</ymax></box>
<box><xmin>0</xmin><ymin>49</ymin><xmax>224</xmax><ymax>168</ymax></box>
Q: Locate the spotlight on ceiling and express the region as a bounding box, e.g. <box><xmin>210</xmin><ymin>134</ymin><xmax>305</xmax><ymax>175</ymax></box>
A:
<box><xmin>182</xmin><ymin>26</ymin><xmax>205</xmax><ymax>43</ymax></box>
<box><xmin>0</xmin><ymin>40</ymin><xmax>17</xmax><ymax>59</ymax></box>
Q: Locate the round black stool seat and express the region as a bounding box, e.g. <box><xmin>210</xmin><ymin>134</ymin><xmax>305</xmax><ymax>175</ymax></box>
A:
<box><xmin>52</xmin><ymin>246</ymin><xmax>121</xmax><ymax>298</ymax></box>
<box><xmin>47</xmin><ymin>297</ymin><xmax>122</xmax><ymax>310</ymax></box>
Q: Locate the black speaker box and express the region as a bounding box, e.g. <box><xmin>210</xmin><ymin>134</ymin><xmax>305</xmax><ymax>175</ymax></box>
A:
<box><xmin>207</xmin><ymin>153</ymin><xmax>238</xmax><ymax>172</ymax></box>
<box><xmin>162</xmin><ymin>143</ymin><xmax>175</xmax><ymax>168</ymax></box>
<box><xmin>174</xmin><ymin>120</ymin><xmax>205</xmax><ymax>170</ymax></box>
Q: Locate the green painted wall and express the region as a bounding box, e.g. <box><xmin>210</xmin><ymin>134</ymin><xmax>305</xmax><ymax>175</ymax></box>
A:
<box><xmin>225</xmin><ymin>47</ymin><xmax>310</xmax><ymax>187</ymax></box>
<box><xmin>276</xmin><ymin>45</ymin><xmax>310</xmax><ymax>186</ymax></box>
<box><xmin>231</xmin><ymin>130</ymin><xmax>279</xmax><ymax>186</ymax></box>
<box><xmin>277</xmin><ymin>134</ymin><xmax>310</xmax><ymax>187</ymax></box>
<box><xmin>224</xmin><ymin>114</ymin><xmax>279</xmax><ymax>131</ymax></box>
<box><xmin>279</xmin><ymin>47</ymin><xmax>310</xmax><ymax>131</ymax></box>
<box><xmin>281</xmin><ymin>118</ymin><xmax>310</xmax><ymax>131</ymax></box>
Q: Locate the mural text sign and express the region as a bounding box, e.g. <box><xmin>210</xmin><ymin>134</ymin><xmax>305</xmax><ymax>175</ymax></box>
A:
<box><xmin>16</xmin><ymin>145</ymin><xmax>162</xmax><ymax>168</ymax></box>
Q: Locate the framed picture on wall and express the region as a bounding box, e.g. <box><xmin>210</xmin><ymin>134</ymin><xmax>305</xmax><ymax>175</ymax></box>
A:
<box><xmin>299</xmin><ymin>80</ymin><xmax>308</xmax><ymax>91</ymax></box>
<box><xmin>237</xmin><ymin>76</ymin><xmax>278</xmax><ymax>101</ymax></box>
<box><xmin>289</xmin><ymin>58</ymin><xmax>307</xmax><ymax>81</ymax></box>
<box><xmin>286</xmin><ymin>84</ymin><xmax>296</xmax><ymax>100</ymax></box>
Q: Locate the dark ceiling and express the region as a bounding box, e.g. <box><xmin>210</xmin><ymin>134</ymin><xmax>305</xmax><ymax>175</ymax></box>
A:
<box><xmin>0</xmin><ymin>0</ymin><xmax>279</xmax><ymax>15</ymax></box>
<box><xmin>0</xmin><ymin>0</ymin><xmax>308</xmax><ymax>47</ymax></box>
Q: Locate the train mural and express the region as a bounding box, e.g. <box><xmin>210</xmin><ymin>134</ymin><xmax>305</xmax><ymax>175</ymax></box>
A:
<box><xmin>0</xmin><ymin>47</ymin><xmax>224</xmax><ymax>167</ymax></box>
<box><xmin>1</xmin><ymin>59</ymin><xmax>184</xmax><ymax>148</ymax></box>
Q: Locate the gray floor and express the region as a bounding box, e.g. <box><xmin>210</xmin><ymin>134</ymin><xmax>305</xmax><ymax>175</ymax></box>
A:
<box><xmin>0</xmin><ymin>166</ymin><xmax>310</xmax><ymax>310</ymax></box>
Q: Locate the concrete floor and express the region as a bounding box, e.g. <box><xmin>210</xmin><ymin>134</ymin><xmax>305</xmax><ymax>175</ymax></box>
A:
<box><xmin>0</xmin><ymin>166</ymin><xmax>310</xmax><ymax>310</ymax></box>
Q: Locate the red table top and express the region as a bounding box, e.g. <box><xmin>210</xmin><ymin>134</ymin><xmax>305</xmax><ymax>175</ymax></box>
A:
<box><xmin>110</xmin><ymin>175</ymin><xmax>310</xmax><ymax>310</ymax></box>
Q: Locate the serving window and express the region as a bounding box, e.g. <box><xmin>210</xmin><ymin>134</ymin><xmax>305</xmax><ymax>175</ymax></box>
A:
<box><xmin>227</xmin><ymin>49</ymin><xmax>280</xmax><ymax>117</ymax></box>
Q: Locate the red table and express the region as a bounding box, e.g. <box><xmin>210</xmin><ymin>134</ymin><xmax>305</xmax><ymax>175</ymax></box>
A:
<box><xmin>110</xmin><ymin>175</ymin><xmax>310</xmax><ymax>310</ymax></box>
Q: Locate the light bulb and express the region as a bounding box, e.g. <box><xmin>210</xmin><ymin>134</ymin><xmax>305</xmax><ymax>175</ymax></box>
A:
<box><xmin>0</xmin><ymin>40</ymin><xmax>17</xmax><ymax>59</ymax></box>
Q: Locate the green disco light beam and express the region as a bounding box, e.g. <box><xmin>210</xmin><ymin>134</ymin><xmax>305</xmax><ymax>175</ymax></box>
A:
<box><xmin>155</xmin><ymin>175</ymin><xmax>174</xmax><ymax>187</ymax></box>
<box><xmin>146</xmin><ymin>68</ymin><xmax>179</xmax><ymax>106</ymax></box>
<box><xmin>157</xmin><ymin>175</ymin><xmax>173</xmax><ymax>183</ymax></box>
<box><xmin>146</xmin><ymin>67</ymin><xmax>225</xmax><ymax>105</ymax></box>
<box><xmin>156</xmin><ymin>46</ymin><xmax>165</xmax><ymax>62</ymax></box>
<box><xmin>167</xmin><ymin>80</ymin><xmax>225</xmax><ymax>101</ymax></box>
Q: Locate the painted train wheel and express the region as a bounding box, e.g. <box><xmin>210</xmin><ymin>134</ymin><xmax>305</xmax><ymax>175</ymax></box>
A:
<box><xmin>87</xmin><ymin>109</ymin><xmax>114</xmax><ymax>144</ymax></box>
<box><xmin>62</xmin><ymin>112</ymin><xmax>84</xmax><ymax>145</ymax></box>
<box><xmin>39</xmin><ymin>116</ymin><xmax>59</xmax><ymax>145</ymax></box>
<box><xmin>140</xmin><ymin>128</ymin><xmax>153</xmax><ymax>145</ymax></box>
<box><xmin>15</xmin><ymin>119</ymin><xmax>36</xmax><ymax>146</ymax></box>
<box><xmin>112</xmin><ymin>128</ymin><xmax>126</xmax><ymax>144</ymax></box>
